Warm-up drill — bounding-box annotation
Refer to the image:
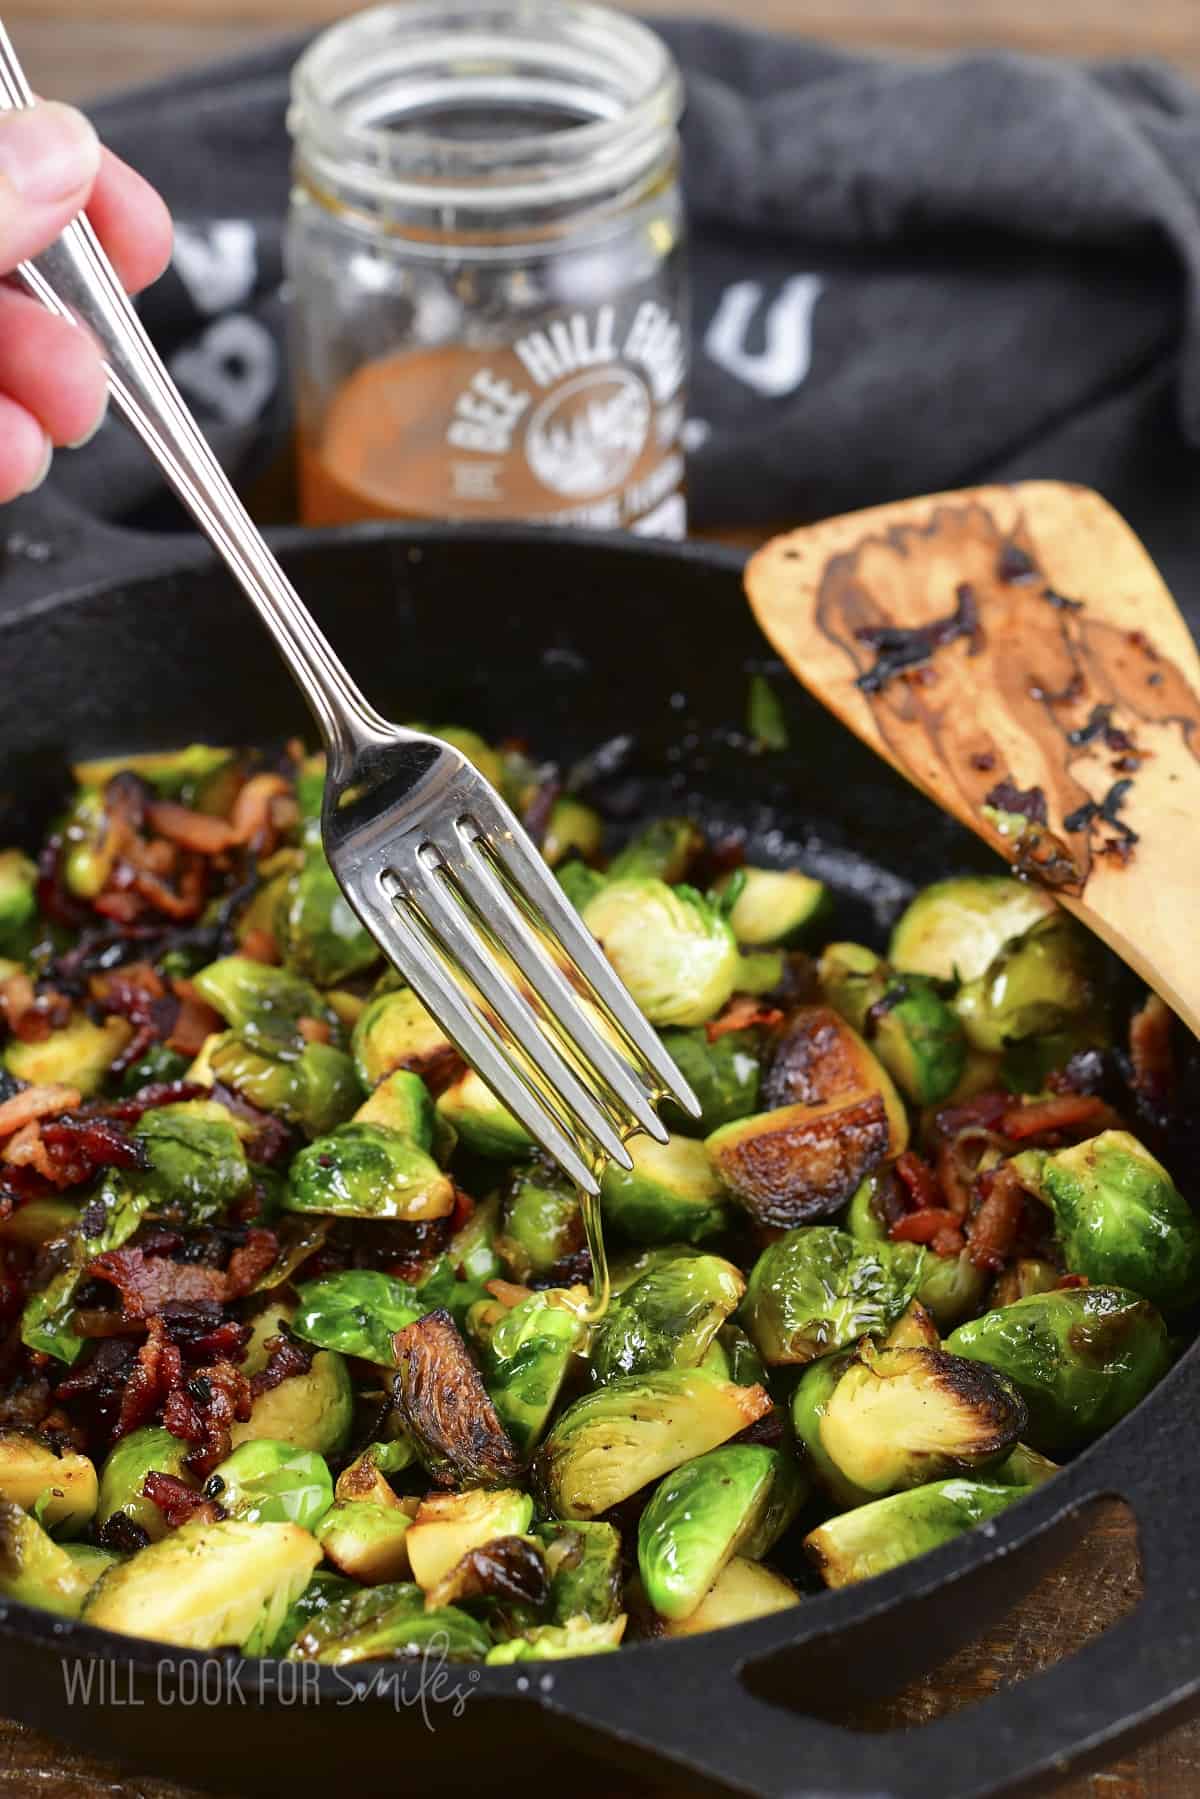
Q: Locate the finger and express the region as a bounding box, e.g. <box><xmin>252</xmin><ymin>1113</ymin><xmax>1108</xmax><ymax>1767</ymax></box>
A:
<box><xmin>0</xmin><ymin>101</ymin><xmax>100</xmax><ymax>273</ymax></box>
<box><xmin>0</xmin><ymin>285</ymin><xmax>107</xmax><ymax>446</ymax></box>
<box><xmin>0</xmin><ymin>392</ymin><xmax>51</xmax><ymax>502</ymax></box>
<box><xmin>86</xmin><ymin>148</ymin><xmax>173</xmax><ymax>294</ymax></box>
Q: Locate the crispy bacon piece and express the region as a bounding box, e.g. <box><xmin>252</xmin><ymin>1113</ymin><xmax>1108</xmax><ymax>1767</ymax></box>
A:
<box><xmin>999</xmin><ymin>1094</ymin><xmax>1110</xmax><ymax>1143</ymax></box>
<box><xmin>37</xmin><ymin>1115</ymin><xmax>148</xmax><ymax>1188</ymax></box>
<box><xmin>297</xmin><ymin>1015</ymin><xmax>331</xmax><ymax>1045</ymax></box>
<box><xmin>0</xmin><ymin>1085</ymin><xmax>81</xmax><ymax>1140</ymax></box>
<box><xmin>889</xmin><ymin>1207</ymin><xmax>963</xmax><ymax>1246</ymax></box>
<box><xmin>894</xmin><ymin>1149</ymin><xmax>942</xmax><ymax>1211</ymax></box>
<box><xmin>3</xmin><ymin>1124</ymin><xmax>56</xmax><ymax>1181</ymax></box>
<box><xmin>146</xmin><ymin>801</ymin><xmax>238</xmax><ymax>857</ymax></box>
<box><xmin>935</xmin><ymin>1139</ymin><xmax>973</xmax><ymax>1218</ymax></box>
<box><xmin>142</xmin><ymin>1470</ymin><xmax>223</xmax><ymax>1528</ymax></box>
<box><xmin>85</xmin><ymin>1228</ymin><xmax>278</xmax><ymax>1318</ymax></box>
<box><xmin>162</xmin><ymin>1360</ymin><xmax>253</xmax><ymax>1477</ymax></box>
<box><xmin>250</xmin><ymin>1332</ymin><xmax>313</xmax><ymax>1399</ymax></box>
<box><xmin>933</xmin><ymin>1089</ymin><xmax>1013</xmax><ymax>1140</ymax></box>
<box><xmin>240</xmin><ymin>927</ymin><xmax>279</xmax><ymax>965</ymax></box>
<box><xmin>229</xmin><ymin>773</ymin><xmax>294</xmax><ymax>854</ymax></box>
<box><xmin>967</xmin><ymin>1164</ymin><xmax>1029</xmax><ymax>1271</ymax></box>
<box><xmin>932</xmin><ymin>1224</ymin><xmax>966</xmax><ymax>1257</ymax></box>
<box><xmin>118</xmin><ymin>1316</ymin><xmax>183</xmax><ymax>1441</ymax></box>
<box><xmin>167</xmin><ymin>980</ymin><xmax>222</xmax><ymax>1056</ymax></box>
<box><xmin>706</xmin><ymin>997</ymin><xmax>784</xmax><ymax>1042</ymax></box>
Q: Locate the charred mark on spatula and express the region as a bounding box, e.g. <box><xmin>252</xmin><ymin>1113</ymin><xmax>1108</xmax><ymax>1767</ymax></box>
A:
<box><xmin>1064</xmin><ymin>779</ymin><xmax>1140</xmax><ymax>847</ymax></box>
<box><xmin>984</xmin><ymin>780</ymin><xmax>1049</xmax><ymax>825</ymax></box>
<box><xmin>854</xmin><ymin>582</ymin><xmax>982</xmax><ymax>693</ymax></box>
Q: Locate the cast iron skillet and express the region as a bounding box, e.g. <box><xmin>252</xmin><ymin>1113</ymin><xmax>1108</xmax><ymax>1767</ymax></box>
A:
<box><xmin>0</xmin><ymin>502</ymin><xmax>1198</xmax><ymax>1799</ymax></box>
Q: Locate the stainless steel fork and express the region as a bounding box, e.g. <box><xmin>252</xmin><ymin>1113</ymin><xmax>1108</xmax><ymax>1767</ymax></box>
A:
<box><xmin>0</xmin><ymin>23</ymin><xmax>699</xmax><ymax>1193</ymax></box>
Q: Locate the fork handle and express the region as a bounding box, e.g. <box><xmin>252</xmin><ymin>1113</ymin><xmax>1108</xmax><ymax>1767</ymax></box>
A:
<box><xmin>0</xmin><ymin>22</ymin><xmax>391</xmax><ymax>762</ymax></box>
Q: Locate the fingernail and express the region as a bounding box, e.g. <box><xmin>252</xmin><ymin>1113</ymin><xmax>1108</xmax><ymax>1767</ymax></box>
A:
<box><xmin>0</xmin><ymin>102</ymin><xmax>100</xmax><ymax>205</ymax></box>
<box><xmin>66</xmin><ymin>397</ymin><xmax>109</xmax><ymax>451</ymax></box>
<box><xmin>20</xmin><ymin>436</ymin><xmax>53</xmax><ymax>496</ymax></box>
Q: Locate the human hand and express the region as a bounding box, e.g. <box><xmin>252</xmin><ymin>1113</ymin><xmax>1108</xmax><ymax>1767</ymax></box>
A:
<box><xmin>0</xmin><ymin>100</ymin><xmax>172</xmax><ymax>502</ymax></box>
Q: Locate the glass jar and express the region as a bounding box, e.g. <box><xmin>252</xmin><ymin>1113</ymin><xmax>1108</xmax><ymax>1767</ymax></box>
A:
<box><xmin>286</xmin><ymin>0</ymin><xmax>687</xmax><ymax>537</ymax></box>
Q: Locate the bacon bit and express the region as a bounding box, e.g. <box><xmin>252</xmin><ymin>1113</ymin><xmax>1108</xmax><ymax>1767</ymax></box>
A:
<box><xmin>240</xmin><ymin>927</ymin><xmax>279</xmax><ymax>965</ymax></box>
<box><xmin>1129</xmin><ymin>993</ymin><xmax>1174</xmax><ymax>1118</ymax></box>
<box><xmin>0</xmin><ymin>1085</ymin><xmax>82</xmax><ymax>1139</ymax></box>
<box><xmin>36</xmin><ymin>1116</ymin><xmax>147</xmax><ymax>1189</ymax></box>
<box><xmin>894</xmin><ymin>1149</ymin><xmax>942</xmax><ymax>1211</ymax></box>
<box><xmin>935</xmin><ymin>1140</ymin><xmax>973</xmax><ymax>1218</ymax></box>
<box><xmin>167</xmin><ymin>979</ymin><xmax>222</xmax><ymax>1056</ymax></box>
<box><xmin>129</xmin><ymin>858</ymin><xmax>207</xmax><ymax>922</ymax></box>
<box><xmin>999</xmin><ymin>1094</ymin><xmax>1110</xmax><ymax>1142</ymax></box>
<box><xmin>162</xmin><ymin>1360</ymin><xmax>252</xmax><ymax>1477</ymax></box>
<box><xmin>3</xmin><ymin>1124</ymin><xmax>56</xmax><ymax>1180</ymax></box>
<box><xmin>297</xmin><ymin>1015</ymin><xmax>331</xmax><ymax>1045</ymax></box>
<box><xmin>117</xmin><ymin>1316</ymin><xmax>184</xmax><ymax>1441</ymax></box>
<box><xmin>86</xmin><ymin>1228</ymin><xmax>278</xmax><ymax>1318</ymax></box>
<box><xmin>484</xmin><ymin>1279</ymin><xmax>533</xmax><ymax>1309</ymax></box>
<box><xmin>449</xmin><ymin>1188</ymin><xmax>475</xmax><ymax>1236</ymax></box>
<box><xmin>222</xmin><ymin>1229</ymin><xmax>279</xmax><ymax>1296</ymax></box>
<box><xmin>230</xmin><ymin>773</ymin><xmax>293</xmax><ymax>853</ymax></box>
<box><xmin>1055</xmin><ymin>1272</ymin><xmax>1090</xmax><ymax>1290</ymax></box>
<box><xmin>889</xmin><ymin>1208</ymin><xmax>963</xmax><ymax>1245</ymax></box>
<box><xmin>0</xmin><ymin>973</ymin><xmax>71</xmax><ymax>1045</ymax></box>
<box><xmin>932</xmin><ymin>1224</ymin><xmax>966</xmax><ymax>1257</ymax></box>
<box><xmin>146</xmin><ymin>800</ymin><xmax>238</xmax><ymax>857</ymax></box>
<box><xmin>967</xmin><ymin>1164</ymin><xmax>1028</xmax><ymax>1271</ymax></box>
<box><xmin>142</xmin><ymin>1470</ymin><xmax>222</xmax><ymax>1529</ymax></box>
<box><xmin>706</xmin><ymin>997</ymin><xmax>784</xmax><ymax>1042</ymax></box>
<box><xmin>249</xmin><ymin>1332</ymin><xmax>312</xmax><ymax>1399</ymax></box>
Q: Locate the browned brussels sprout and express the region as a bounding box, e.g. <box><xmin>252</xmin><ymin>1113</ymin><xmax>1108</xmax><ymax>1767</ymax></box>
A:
<box><xmin>391</xmin><ymin>1310</ymin><xmax>522</xmax><ymax>1488</ymax></box>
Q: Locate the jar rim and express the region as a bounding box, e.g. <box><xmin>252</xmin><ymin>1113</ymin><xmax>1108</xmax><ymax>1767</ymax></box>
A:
<box><xmin>289</xmin><ymin>0</ymin><xmax>683</xmax><ymax>212</ymax></box>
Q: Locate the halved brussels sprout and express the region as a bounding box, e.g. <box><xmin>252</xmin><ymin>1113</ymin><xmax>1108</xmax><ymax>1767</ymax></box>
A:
<box><xmin>989</xmin><ymin>1258</ymin><xmax>1062</xmax><ymax>1309</ymax></box>
<box><xmin>806</xmin><ymin>1479</ymin><xmax>1031</xmax><ymax>1590</ymax></box>
<box><xmin>229</xmin><ymin>1350</ymin><xmax>353</xmax><ymax>1458</ymax></box>
<box><xmin>658</xmin><ymin>1555</ymin><xmax>800</xmax><ymax>1636</ymax></box>
<box><xmin>536</xmin><ymin>1369</ymin><xmax>772</xmax><ymax>1521</ymax></box>
<box><xmin>286</xmin><ymin>1122</ymin><xmax>454</xmax><ymax>1223</ymax></box>
<box><xmin>352</xmin><ymin>1069</ymin><xmax>436</xmax><ymax>1151</ymax></box>
<box><xmin>820</xmin><ymin>942</ymin><xmax>966</xmax><ymax>1106</ymax></box>
<box><xmin>62</xmin><ymin>787</ymin><xmax>118</xmax><ymax>899</ymax></box>
<box><xmin>477</xmin><ymin>1289</ymin><xmax>588</xmax><ymax>1452</ymax></box>
<box><xmin>316</xmin><ymin>1500</ymin><xmax>416</xmax><ymax>1584</ymax></box>
<box><xmin>351</xmin><ymin>987</ymin><xmax>460</xmax><ymax>1092</ymax></box>
<box><xmin>760</xmin><ymin>1005</ymin><xmax>909</xmax><ymax>1122</ymax></box>
<box><xmin>261</xmin><ymin>1569</ymin><xmax>357</xmax><ymax>1660</ymax></box>
<box><xmin>193</xmin><ymin>955</ymin><xmax>341</xmax><ymax>1050</ymax></box>
<box><xmin>423</xmin><ymin>1533</ymin><xmax>548</xmax><ymax>1613</ymax></box>
<box><xmin>953</xmin><ymin>914</ymin><xmax>1105</xmax><ymax>1055</ymax></box>
<box><xmin>716</xmin><ymin>866</ymin><xmax>828</xmax><ymax>946</ymax></box>
<box><xmin>132</xmin><ymin>1102</ymin><xmax>251</xmax><ymax>1225</ymax></box>
<box><xmin>83</xmin><ymin>1518</ymin><xmax>322</xmax><ymax>1649</ymax></box>
<box><xmin>405</xmin><ymin>1488</ymin><xmax>533</xmax><ymax>1593</ymax></box>
<box><xmin>1038</xmin><ymin>1131</ymin><xmax>1200</xmax><ymax>1313</ymax></box>
<box><xmin>5</xmin><ymin>1013</ymin><xmax>132</xmax><ymax>1095</ymax></box>
<box><xmin>208</xmin><ymin>1439</ymin><xmax>333</xmax><ymax>1533</ymax></box>
<box><xmin>97</xmin><ymin>1427</ymin><xmax>195</xmax><ymax>1544</ymax></box>
<box><xmin>498</xmin><ymin>1166</ymin><xmax>585</xmax><ymax>1282</ymax></box>
<box><xmin>0</xmin><ymin>1501</ymin><xmax>94</xmax><ymax>1616</ymax></box>
<box><xmin>994</xmin><ymin>1442</ymin><xmax>1060</xmax><ymax>1487</ymax></box>
<box><xmin>946</xmin><ymin>1287</ymin><xmax>1171</xmax><ymax>1453</ymax></box>
<box><xmin>22</xmin><ymin>1164</ymin><xmax>152</xmax><ymax>1364</ymax></box>
<box><xmin>392</xmin><ymin>1310</ymin><xmax>522</xmax><ymax>1488</ymax></box>
<box><xmin>0</xmin><ymin>849</ymin><xmax>36</xmax><ymax>957</ymax></box>
<box><xmin>275</xmin><ymin>852</ymin><xmax>378</xmax><ymax>988</ymax></box>
<box><xmin>207</xmin><ymin>1032</ymin><xmax>360</xmax><ymax>1139</ymax></box>
<box><xmin>436</xmin><ymin>1068</ymin><xmax>531</xmax><ymax>1160</ymax></box>
<box><xmin>741</xmin><ymin>1226</ymin><xmax>923</xmax><ymax>1366</ymax></box>
<box><xmin>708</xmin><ymin>1090</ymin><xmax>903</xmax><ymax>1231</ymax></box>
<box><xmin>62</xmin><ymin>1543</ymin><xmax>121</xmax><ymax>1590</ymax></box>
<box><xmin>581</xmin><ymin>879</ymin><xmax>740</xmax><ymax>1028</ymax></box>
<box><xmin>449</xmin><ymin>1192</ymin><xmax>506</xmax><ymax>1296</ymax></box>
<box><xmin>884</xmin><ymin>1301</ymin><xmax>941</xmax><ymax>1350</ymax></box>
<box><xmin>335</xmin><ymin>1439</ymin><xmax>416</xmax><ymax>1505</ymax></box>
<box><xmin>292</xmin><ymin>1268</ymin><xmax>427</xmax><ymax>1364</ymax></box>
<box><xmin>587</xmin><ymin>1254</ymin><xmax>745</xmax><ymax>1387</ymax></box>
<box><xmin>608</xmin><ymin>818</ymin><xmax>703</xmax><ymax>885</ymax></box>
<box><xmin>658</xmin><ymin>1027</ymin><xmax>762</xmax><ymax>1137</ymax></box>
<box><xmin>889</xmin><ymin>877</ymin><xmax>1058</xmax><ymax>983</ymax></box>
<box><xmin>540</xmin><ymin>799</ymin><xmax>604</xmax><ymax>870</ymax></box>
<box><xmin>557</xmin><ymin>861</ymin><xmax>607</xmax><ymax>912</ymax></box>
<box><xmin>286</xmin><ymin>1580</ymin><xmax>490</xmax><ymax>1663</ymax></box>
<box><xmin>637</xmin><ymin>1445</ymin><xmax>805</xmax><ymax>1621</ymax></box>
<box><xmin>845</xmin><ymin>1185</ymin><xmax>987</xmax><ymax>1329</ymax></box>
<box><xmin>599</xmin><ymin>1133</ymin><xmax>729</xmax><ymax>1244</ymax></box>
<box><xmin>485</xmin><ymin>1616</ymin><xmax>625</xmax><ymax>1661</ymax></box>
<box><xmin>537</xmin><ymin>1520</ymin><xmax>623</xmax><ymax>1625</ymax></box>
<box><xmin>0</xmin><ymin>1432</ymin><xmax>97</xmax><ymax>1537</ymax></box>
<box><xmin>708</xmin><ymin>1322</ymin><xmax>768</xmax><ymax>1388</ymax></box>
<box><xmin>795</xmin><ymin>1343</ymin><xmax>1025</xmax><ymax>1504</ymax></box>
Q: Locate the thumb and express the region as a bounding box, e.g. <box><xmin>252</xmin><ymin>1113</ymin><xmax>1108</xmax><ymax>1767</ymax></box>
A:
<box><xmin>0</xmin><ymin>101</ymin><xmax>101</xmax><ymax>274</ymax></box>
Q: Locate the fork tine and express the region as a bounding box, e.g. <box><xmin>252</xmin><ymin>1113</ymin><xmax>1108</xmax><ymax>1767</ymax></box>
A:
<box><xmin>468</xmin><ymin>804</ymin><xmax>703</xmax><ymax>1118</ymax></box>
<box><xmin>407</xmin><ymin>851</ymin><xmax>635</xmax><ymax>1171</ymax></box>
<box><xmin>375</xmin><ymin>880</ymin><xmax>605</xmax><ymax>1196</ymax></box>
<box><xmin>441</xmin><ymin>823</ymin><xmax>672</xmax><ymax>1144</ymax></box>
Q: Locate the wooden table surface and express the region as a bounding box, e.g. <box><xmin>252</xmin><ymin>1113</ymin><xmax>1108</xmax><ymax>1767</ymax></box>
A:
<box><xmin>5</xmin><ymin>0</ymin><xmax>1200</xmax><ymax>1793</ymax></box>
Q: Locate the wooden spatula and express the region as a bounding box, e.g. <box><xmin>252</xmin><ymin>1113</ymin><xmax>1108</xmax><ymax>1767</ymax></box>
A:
<box><xmin>744</xmin><ymin>480</ymin><xmax>1200</xmax><ymax>1037</ymax></box>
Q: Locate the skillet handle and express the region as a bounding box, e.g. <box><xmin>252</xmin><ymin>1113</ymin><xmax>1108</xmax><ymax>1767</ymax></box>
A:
<box><xmin>533</xmin><ymin>1483</ymin><xmax>1195</xmax><ymax>1799</ymax></box>
<box><xmin>0</xmin><ymin>485</ymin><xmax>201</xmax><ymax>619</ymax></box>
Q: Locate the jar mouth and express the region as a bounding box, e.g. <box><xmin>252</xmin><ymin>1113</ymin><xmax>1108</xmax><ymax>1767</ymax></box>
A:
<box><xmin>289</xmin><ymin>0</ymin><xmax>683</xmax><ymax>212</ymax></box>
